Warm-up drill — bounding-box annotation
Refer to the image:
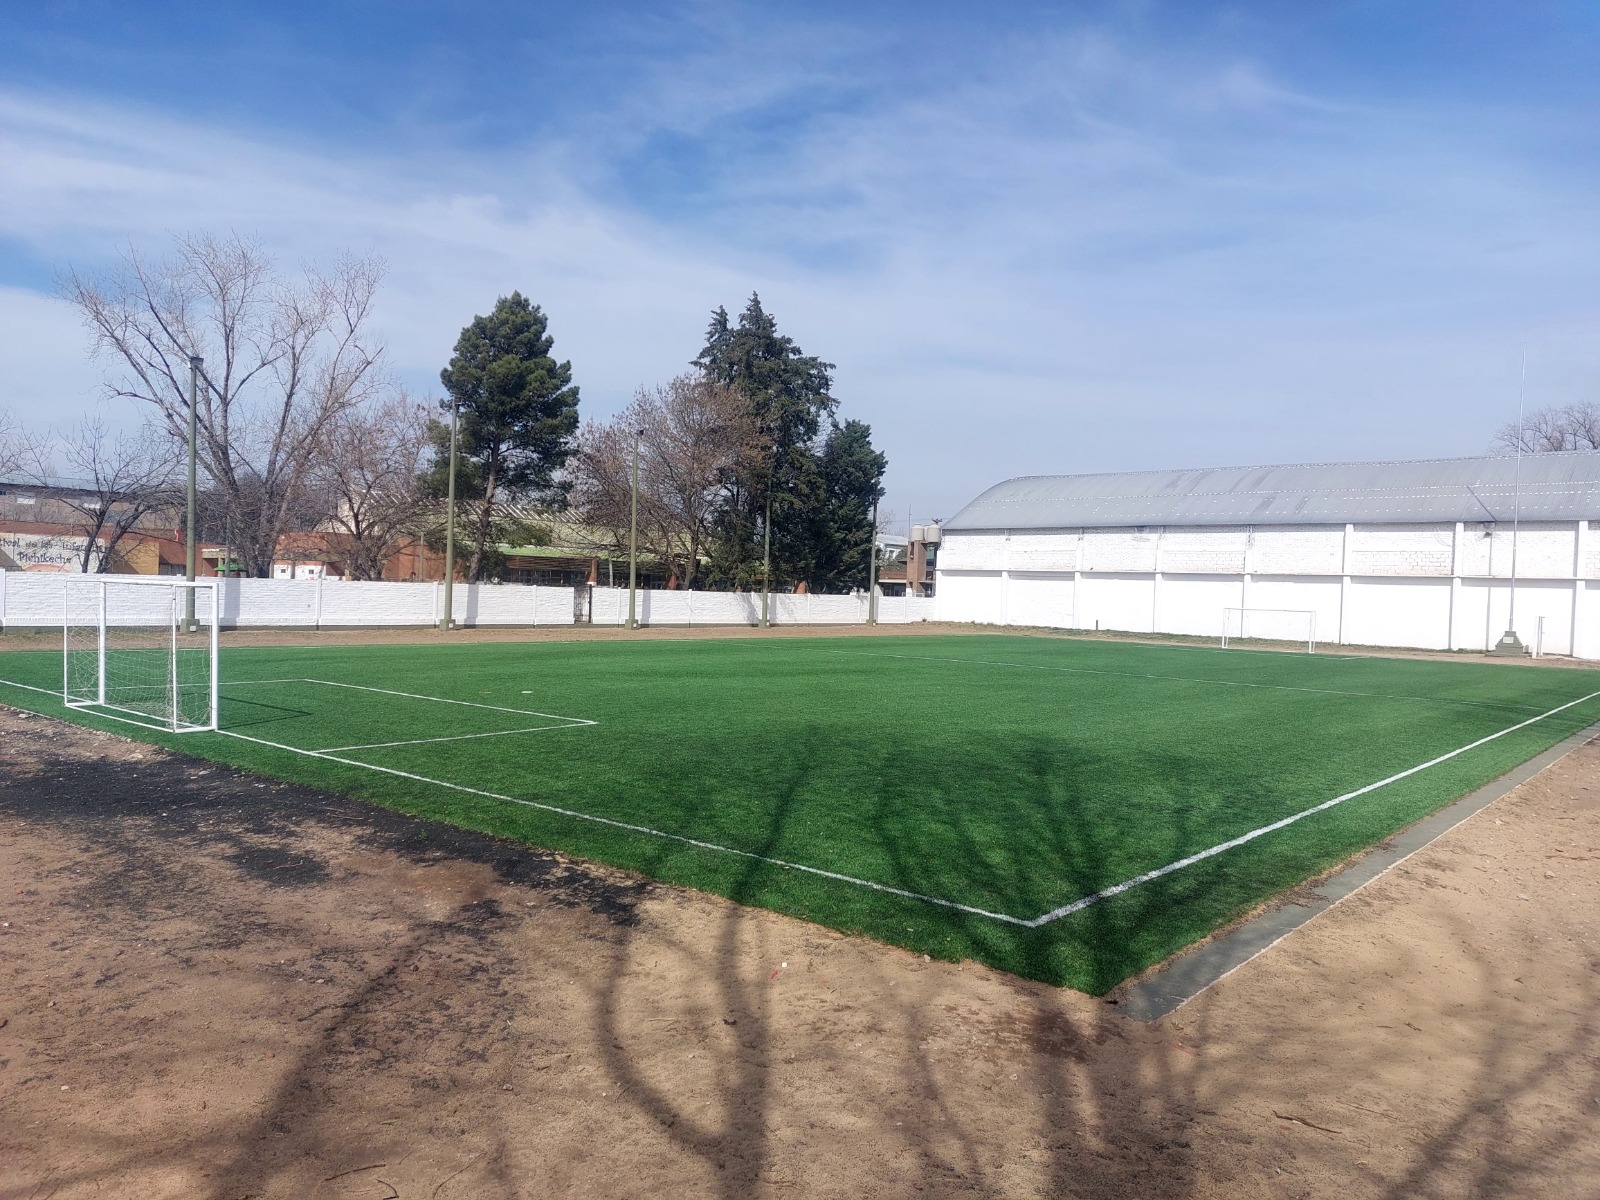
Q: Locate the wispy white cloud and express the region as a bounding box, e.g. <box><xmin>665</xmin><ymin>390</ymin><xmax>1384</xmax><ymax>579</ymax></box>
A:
<box><xmin>1</xmin><ymin>18</ymin><xmax>1596</xmax><ymax>522</ymax></box>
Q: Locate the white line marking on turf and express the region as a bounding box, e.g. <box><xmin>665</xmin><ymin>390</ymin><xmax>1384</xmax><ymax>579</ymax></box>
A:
<box><xmin>215</xmin><ymin>728</ymin><xmax>1025</xmax><ymax>925</ymax></box>
<box><xmin>319</xmin><ymin>724</ymin><xmax>590</xmax><ymax>752</ymax></box>
<box><xmin>8</xmin><ymin>673</ymin><xmax>1597</xmax><ymax>929</ymax></box>
<box><xmin>298</xmin><ymin>678</ymin><xmax>596</xmax><ymax>724</ymax></box>
<box><xmin>0</xmin><ymin>679</ymin><xmax>56</xmax><ymax>696</ymax></box>
<box><xmin>223</xmin><ymin>677</ymin><xmax>595</xmax><ymax>734</ymax></box>
<box><xmin>1019</xmin><ymin>686</ymin><xmax>1600</xmax><ymax>927</ymax></box>
<box><xmin>807</xmin><ymin>648</ymin><xmax>1547</xmax><ymax>713</ymax></box>
<box><xmin>0</xmin><ymin>679</ymin><xmax>194</xmax><ymax>734</ymax></box>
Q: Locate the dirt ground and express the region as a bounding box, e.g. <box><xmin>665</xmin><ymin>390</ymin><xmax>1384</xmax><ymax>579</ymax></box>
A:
<box><xmin>2</xmin><ymin>698</ymin><xmax>1599</xmax><ymax>1198</ymax></box>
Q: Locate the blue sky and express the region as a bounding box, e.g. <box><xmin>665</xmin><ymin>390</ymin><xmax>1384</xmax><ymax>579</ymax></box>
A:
<box><xmin>1</xmin><ymin>1</ymin><xmax>1597</xmax><ymax>525</ymax></box>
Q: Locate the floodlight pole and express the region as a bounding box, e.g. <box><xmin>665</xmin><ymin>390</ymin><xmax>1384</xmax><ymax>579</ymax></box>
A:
<box><xmin>439</xmin><ymin>395</ymin><xmax>459</xmax><ymax>631</ymax></box>
<box><xmin>628</xmin><ymin>426</ymin><xmax>642</xmax><ymax>630</ymax></box>
<box><xmin>1493</xmin><ymin>344</ymin><xmax>1528</xmax><ymax>656</ymax></box>
<box><xmin>1509</xmin><ymin>344</ymin><xmax>1527</xmax><ymax>631</ymax></box>
<box><xmin>865</xmin><ymin>495</ymin><xmax>880</xmax><ymax>625</ymax></box>
<box><xmin>185</xmin><ymin>356</ymin><xmax>201</xmax><ymax>631</ymax></box>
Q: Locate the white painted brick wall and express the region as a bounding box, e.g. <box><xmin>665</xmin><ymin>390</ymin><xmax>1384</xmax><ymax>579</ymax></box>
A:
<box><xmin>1253</xmin><ymin>526</ymin><xmax>1344</xmax><ymax>575</ymax></box>
<box><xmin>318</xmin><ymin>580</ymin><xmax>437</xmax><ymax>626</ymax></box>
<box><xmin>1494</xmin><ymin>524</ymin><xmax>1579</xmax><ymax>579</ymax></box>
<box><xmin>1161</xmin><ymin>527</ymin><xmax>1249</xmax><ymax>574</ymax></box>
<box><xmin>2</xmin><ymin>574</ymin><xmax>897</xmax><ymax>633</ymax></box>
<box><xmin>1008</xmin><ymin>533</ymin><xmax>1079</xmax><ymax>572</ymax></box>
<box><xmin>1457</xmin><ymin>522</ymin><xmax>1580</xmax><ymax>578</ymax></box>
<box><xmin>937</xmin><ymin>533</ymin><xmax>1007</xmax><ymax>571</ymax></box>
<box><xmin>1081</xmin><ymin>529</ymin><xmax>1158</xmax><ymax>573</ymax></box>
<box><xmin>1349</xmin><ymin>524</ymin><xmax>1455</xmax><ymax>577</ymax></box>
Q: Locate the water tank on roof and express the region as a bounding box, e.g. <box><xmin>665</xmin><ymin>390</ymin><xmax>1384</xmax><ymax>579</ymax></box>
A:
<box><xmin>911</xmin><ymin>524</ymin><xmax>926</xmax><ymax>543</ymax></box>
<box><xmin>924</xmin><ymin>524</ymin><xmax>942</xmax><ymax>544</ymax></box>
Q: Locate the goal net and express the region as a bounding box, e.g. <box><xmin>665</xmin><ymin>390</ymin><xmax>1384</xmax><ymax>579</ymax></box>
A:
<box><xmin>63</xmin><ymin>578</ymin><xmax>220</xmax><ymax>733</ymax></box>
<box><xmin>1221</xmin><ymin>607</ymin><xmax>1317</xmax><ymax>653</ymax></box>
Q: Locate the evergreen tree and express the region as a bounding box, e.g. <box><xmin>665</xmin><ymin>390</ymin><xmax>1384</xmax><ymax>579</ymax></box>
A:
<box><xmin>804</xmin><ymin>419</ymin><xmax>888</xmax><ymax>593</ymax></box>
<box><xmin>694</xmin><ymin>294</ymin><xmax>836</xmax><ymax>590</ymax></box>
<box><xmin>428</xmin><ymin>293</ymin><xmax>580</xmax><ymax>581</ymax></box>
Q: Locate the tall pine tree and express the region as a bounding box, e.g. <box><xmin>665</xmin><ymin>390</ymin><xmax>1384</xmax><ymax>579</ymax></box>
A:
<box><xmin>430</xmin><ymin>293</ymin><xmax>580</xmax><ymax>581</ymax></box>
<box><xmin>694</xmin><ymin>294</ymin><xmax>837</xmax><ymax>590</ymax></box>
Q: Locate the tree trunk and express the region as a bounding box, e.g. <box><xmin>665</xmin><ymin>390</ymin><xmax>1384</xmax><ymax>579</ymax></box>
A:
<box><xmin>467</xmin><ymin>455</ymin><xmax>499</xmax><ymax>583</ymax></box>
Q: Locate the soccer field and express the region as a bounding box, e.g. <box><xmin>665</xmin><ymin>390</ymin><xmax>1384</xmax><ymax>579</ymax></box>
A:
<box><xmin>3</xmin><ymin>632</ymin><xmax>1597</xmax><ymax>993</ymax></box>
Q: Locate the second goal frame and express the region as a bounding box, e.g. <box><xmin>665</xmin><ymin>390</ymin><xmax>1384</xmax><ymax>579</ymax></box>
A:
<box><xmin>1220</xmin><ymin>606</ymin><xmax>1318</xmax><ymax>654</ymax></box>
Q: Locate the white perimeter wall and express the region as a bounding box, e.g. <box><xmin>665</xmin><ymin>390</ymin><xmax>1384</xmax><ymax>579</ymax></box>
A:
<box><xmin>12</xmin><ymin>518</ymin><xmax>1590</xmax><ymax>658</ymax></box>
<box><xmin>0</xmin><ymin>573</ymin><xmax>937</xmax><ymax>632</ymax></box>
<box><xmin>937</xmin><ymin>521</ymin><xmax>1600</xmax><ymax>659</ymax></box>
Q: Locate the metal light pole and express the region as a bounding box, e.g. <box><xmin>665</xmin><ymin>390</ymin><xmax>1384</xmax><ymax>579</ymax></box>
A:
<box><xmin>185</xmin><ymin>356</ymin><xmax>201</xmax><ymax>630</ymax></box>
<box><xmin>759</xmin><ymin>490</ymin><xmax>773</xmax><ymax>629</ymax></box>
<box><xmin>866</xmin><ymin>495</ymin><xmax>880</xmax><ymax>625</ymax></box>
<box><xmin>628</xmin><ymin>426</ymin><xmax>642</xmax><ymax>630</ymax></box>
<box><xmin>439</xmin><ymin>396</ymin><xmax>459</xmax><ymax>631</ymax></box>
<box><xmin>1493</xmin><ymin>344</ymin><xmax>1528</xmax><ymax>656</ymax></box>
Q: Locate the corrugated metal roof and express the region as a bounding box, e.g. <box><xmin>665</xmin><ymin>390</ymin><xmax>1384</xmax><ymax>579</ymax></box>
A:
<box><xmin>0</xmin><ymin>474</ymin><xmax>106</xmax><ymax>496</ymax></box>
<box><xmin>944</xmin><ymin>452</ymin><xmax>1600</xmax><ymax>531</ymax></box>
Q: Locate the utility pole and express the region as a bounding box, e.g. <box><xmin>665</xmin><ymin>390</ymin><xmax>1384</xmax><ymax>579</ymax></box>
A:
<box><xmin>439</xmin><ymin>395</ymin><xmax>459</xmax><ymax>631</ymax></box>
<box><xmin>185</xmin><ymin>356</ymin><xmax>201</xmax><ymax>631</ymax></box>
<box><xmin>628</xmin><ymin>426</ymin><xmax>642</xmax><ymax>630</ymax></box>
<box><xmin>866</xmin><ymin>496</ymin><xmax>880</xmax><ymax>625</ymax></box>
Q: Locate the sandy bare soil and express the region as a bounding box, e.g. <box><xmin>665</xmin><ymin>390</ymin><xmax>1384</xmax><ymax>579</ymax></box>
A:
<box><xmin>2</xmin><ymin>704</ymin><xmax>1598</xmax><ymax>1199</ymax></box>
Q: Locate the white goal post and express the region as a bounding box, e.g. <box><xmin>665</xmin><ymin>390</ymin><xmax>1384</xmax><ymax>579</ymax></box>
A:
<box><xmin>63</xmin><ymin>577</ymin><xmax>220</xmax><ymax>733</ymax></box>
<box><xmin>1220</xmin><ymin>606</ymin><xmax>1317</xmax><ymax>653</ymax></box>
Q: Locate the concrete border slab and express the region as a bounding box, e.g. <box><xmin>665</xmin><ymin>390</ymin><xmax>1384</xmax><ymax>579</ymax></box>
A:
<box><xmin>1118</xmin><ymin>718</ymin><xmax>1600</xmax><ymax>1022</ymax></box>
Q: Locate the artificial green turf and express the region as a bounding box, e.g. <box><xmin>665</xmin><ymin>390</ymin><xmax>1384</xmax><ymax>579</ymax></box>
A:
<box><xmin>4</xmin><ymin>633</ymin><xmax>1597</xmax><ymax>993</ymax></box>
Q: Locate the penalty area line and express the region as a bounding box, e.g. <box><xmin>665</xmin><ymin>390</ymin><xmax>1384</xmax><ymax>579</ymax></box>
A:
<box><xmin>222</xmin><ymin>677</ymin><xmax>598</xmax><ymax>734</ymax></box>
<box><xmin>318</xmin><ymin>722</ymin><xmax>592</xmax><ymax>753</ymax></box>
<box><xmin>301</xmin><ymin>678</ymin><xmax>597</xmax><ymax>725</ymax></box>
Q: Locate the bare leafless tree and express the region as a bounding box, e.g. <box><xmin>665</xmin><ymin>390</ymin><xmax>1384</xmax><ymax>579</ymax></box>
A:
<box><xmin>0</xmin><ymin>407</ymin><xmax>25</xmax><ymax>478</ymax></box>
<box><xmin>27</xmin><ymin>418</ymin><xmax>182</xmax><ymax>573</ymax></box>
<box><xmin>308</xmin><ymin>392</ymin><xmax>433</xmax><ymax>581</ymax></box>
<box><xmin>1493</xmin><ymin>401</ymin><xmax>1600</xmax><ymax>454</ymax></box>
<box><xmin>573</xmin><ymin>374</ymin><xmax>760</xmax><ymax>589</ymax></box>
<box><xmin>64</xmin><ymin>232</ymin><xmax>388</xmax><ymax>576</ymax></box>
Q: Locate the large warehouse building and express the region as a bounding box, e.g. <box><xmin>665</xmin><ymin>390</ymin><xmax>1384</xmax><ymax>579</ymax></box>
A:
<box><xmin>936</xmin><ymin>452</ymin><xmax>1600</xmax><ymax>658</ymax></box>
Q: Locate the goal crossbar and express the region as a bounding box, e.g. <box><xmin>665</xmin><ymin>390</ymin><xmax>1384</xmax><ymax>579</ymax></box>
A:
<box><xmin>1220</xmin><ymin>606</ymin><xmax>1317</xmax><ymax>653</ymax></box>
<box><xmin>63</xmin><ymin>577</ymin><xmax>221</xmax><ymax>733</ymax></box>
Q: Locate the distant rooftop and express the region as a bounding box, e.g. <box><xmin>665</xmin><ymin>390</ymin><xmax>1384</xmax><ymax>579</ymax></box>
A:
<box><xmin>944</xmin><ymin>452</ymin><xmax>1600</xmax><ymax>531</ymax></box>
<box><xmin>0</xmin><ymin>474</ymin><xmax>102</xmax><ymax>495</ymax></box>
